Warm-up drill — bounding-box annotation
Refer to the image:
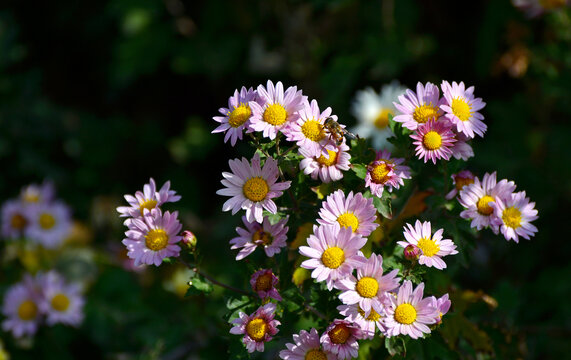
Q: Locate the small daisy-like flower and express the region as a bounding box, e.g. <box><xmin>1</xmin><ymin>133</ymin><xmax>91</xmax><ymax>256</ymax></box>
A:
<box><xmin>1</xmin><ymin>200</ymin><xmax>31</xmax><ymax>239</ymax></box>
<box><xmin>336</xmin><ymin>253</ymin><xmax>400</xmax><ymax>315</ymax></box>
<box><xmin>250</xmin><ymin>269</ymin><xmax>282</xmax><ymax>301</ymax></box>
<box><xmin>428</xmin><ymin>294</ymin><xmax>451</xmax><ymax>325</ymax></box>
<box><xmin>230</xmin><ymin>302</ymin><xmax>280</xmax><ymax>353</ymax></box>
<box><xmin>38</xmin><ymin>271</ymin><xmax>84</xmax><ymax>327</ymax></box>
<box><xmin>212</xmin><ymin>86</ymin><xmax>259</xmax><ymax>146</ymax></box>
<box><xmin>229</xmin><ymin>215</ymin><xmax>289</xmax><ymax>260</ymax></box>
<box><xmin>1</xmin><ymin>276</ymin><xmax>41</xmax><ymax>338</ymax></box>
<box><xmin>440</xmin><ymin>81</ymin><xmax>487</xmax><ymax>139</ymax></box>
<box><xmin>350</xmin><ymin>81</ymin><xmax>407</xmax><ymax>150</ymax></box>
<box><xmin>299</xmin><ymin>141</ymin><xmax>351</xmax><ymax>183</ymax></box>
<box><xmin>25</xmin><ymin>201</ymin><xmax>72</xmax><ymax>249</ymax></box>
<box><xmin>117</xmin><ymin>178</ymin><xmax>181</xmax><ymax>219</ymax></box>
<box><xmin>383</xmin><ymin>280</ymin><xmax>439</xmax><ymax>339</ymax></box>
<box><xmin>393</xmin><ymin>81</ymin><xmax>443</xmax><ymax>131</ymax></box>
<box><xmin>397</xmin><ymin>220</ymin><xmax>458</xmax><ymax>270</ymax></box>
<box><xmin>320</xmin><ymin>319</ymin><xmax>363</xmax><ymax>360</ymax></box>
<box><xmin>217</xmin><ymin>152</ymin><xmax>291</xmax><ymax>224</ymax></box>
<box><xmin>299</xmin><ymin>224</ymin><xmax>367</xmax><ymax>290</ymax></box>
<box><xmin>458</xmin><ymin>172</ymin><xmax>516</xmax><ymax>232</ymax></box>
<box><xmin>279</xmin><ymin>328</ymin><xmax>337</xmax><ymax>360</ymax></box>
<box><xmin>19</xmin><ymin>181</ymin><xmax>55</xmax><ymax>204</ymax></box>
<box><xmin>317</xmin><ymin>190</ymin><xmax>379</xmax><ymax>237</ymax></box>
<box><xmin>337</xmin><ymin>303</ymin><xmax>386</xmax><ymax>339</ymax></box>
<box><xmin>365</xmin><ymin>149</ymin><xmax>411</xmax><ymax>197</ymax></box>
<box><xmin>445</xmin><ymin>170</ymin><xmax>475</xmax><ymax>200</ymax></box>
<box><xmin>287</xmin><ymin>99</ymin><xmax>332</xmax><ymax>157</ymax></box>
<box><xmin>492</xmin><ymin>191</ymin><xmax>538</xmax><ymax>242</ymax></box>
<box><xmin>450</xmin><ymin>132</ymin><xmax>475</xmax><ymax>160</ymax></box>
<box><xmin>248</xmin><ymin>80</ymin><xmax>306</xmax><ymax>140</ymax></box>
<box><xmin>410</xmin><ymin>119</ymin><xmax>456</xmax><ymax>164</ymax></box>
<box><xmin>122</xmin><ymin>208</ymin><xmax>182</xmax><ymax>266</ymax></box>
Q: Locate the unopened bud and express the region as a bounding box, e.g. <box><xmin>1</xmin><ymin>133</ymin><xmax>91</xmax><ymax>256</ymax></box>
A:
<box><xmin>403</xmin><ymin>244</ymin><xmax>420</xmax><ymax>261</ymax></box>
<box><xmin>181</xmin><ymin>230</ymin><xmax>197</xmax><ymax>248</ymax></box>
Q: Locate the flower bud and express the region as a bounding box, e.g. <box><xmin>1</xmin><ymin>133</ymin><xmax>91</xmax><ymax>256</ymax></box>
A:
<box><xmin>181</xmin><ymin>230</ymin><xmax>197</xmax><ymax>248</ymax></box>
<box><xmin>403</xmin><ymin>244</ymin><xmax>420</xmax><ymax>261</ymax></box>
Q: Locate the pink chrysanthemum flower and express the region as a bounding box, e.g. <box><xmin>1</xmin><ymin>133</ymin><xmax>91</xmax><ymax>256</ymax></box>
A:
<box><xmin>230</xmin><ymin>302</ymin><xmax>280</xmax><ymax>353</ymax></box>
<box><xmin>428</xmin><ymin>294</ymin><xmax>451</xmax><ymax>325</ymax></box>
<box><xmin>1</xmin><ymin>200</ymin><xmax>31</xmax><ymax>239</ymax></box>
<box><xmin>320</xmin><ymin>319</ymin><xmax>363</xmax><ymax>360</ymax></box>
<box><xmin>445</xmin><ymin>170</ymin><xmax>475</xmax><ymax>200</ymax></box>
<box><xmin>393</xmin><ymin>82</ymin><xmax>444</xmax><ymax>131</ymax></box>
<box><xmin>25</xmin><ymin>201</ymin><xmax>72</xmax><ymax>249</ymax></box>
<box><xmin>287</xmin><ymin>99</ymin><xmax>333</xmax><ymax>157</ymax></box>
<box><xmin>299</xmin><ymin>224</ymin><xmax>367</xmax><ymax>290</ymax></box>
<box><xmin>279</xmin><ymin>328</ymin><xmax>337</xmax><ymax>360</ymax></box>
<box><xmin>492</xmin><ymin>191</ymin><xmax>538</xmax><ymax>242</ymax></box>
<box><xmin>212</xmin><ymin>86</ymin><xmax>259</xmax><ymax>146</ymax></box>
<box><xmin>1</xmin><ymin>276</ymin><xmax>41</xmax><ymax>338</ymax></box>
<box><xmin>38</xmin><ymin>271</ymin><xmax>84</xmax><ymax>327</ymax></box>
<box><xmin>317</xmin><ymin>190</ymin><xmax>379</xmax><ymax>237</ymax></box>
<box><xmin>337</xmin><ymin>303</ymin><xmax>387</xmax><ymax>339</ymax></box>
<box><xmin>397</xmin><ymin>220</ymin><xmax>458</xmax><ymax>270</ymax></box>
<box><xmin>122</xmin><ymin>208</ymin><xmax>182</xmax><ymax>266</ymax></box>
<box><xmin>250</xmin><ymin>269</ymin><xmax>282</xmax><ymax>301</ymax></box>
<box><xmin>117</xmin><ymin>178</ymin><xmax>181</xmax><ymax>219</ymax></box>
<box><xmin>458</xmin><ymin>172</ymin><xmax>516</xmax><ymax>232</ymax></box>
<box><xmin>299</xmin><ymin>141</ymin><xmax>351</xmax><ymax>183</ymax></box>
<box><xmin>217</xmin><ymin>152</ymin><xmax>291</xmax><ymax>224</ymax></box>
<box><xmin>229</xmin><ymin>215</ymin><xmax>289</xmax><ymax>260</ymax></box>
<box><xmin>383</xmin><ymin>280</ymin><xmax>439</xmax><ymax>339</ymax></box>
<box><xmin>336</xmin><ymin>253</ymin><xmax>400</xmax><ymax>316</ymax></box>
<box><xmin>440</xmin><ymin>81</ymin><xmax>487</xmax><ymax>139</ymax></box>
<box><xmin>248</xmin><ymin>80</ymin><xmax>305</xmax><ymax>140</ymax></box>
<box><xmin>19</xmin><ymin>181</ymin><xmax>55</xmax><ymax>204</ymax></box>
<box><xmin>365</xmin><ymin>149</ymin><xmax>411</xmax><ymax>197</ymax></box>
<box><xmin>410</xmin><ymin>119</ymin><xmax>456</xmax><ymax>164</ymax></box>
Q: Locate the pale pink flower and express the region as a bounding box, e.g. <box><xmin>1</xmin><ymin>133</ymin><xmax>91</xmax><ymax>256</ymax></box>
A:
<box><xmin>117</xmin><ymin>178</ymin><xmax>181</xmax><ymax>218</ymax></box>
<box><xmin>287</xmin><ymin>98</ymin><xmax>334</xmax><ymax>157</ymax></box>
<box><xmin>212</xmin><ymin>86</ymin><xmax>259</xmax><ymax>146</ymax></box>
<box><xmin>320</xmin><ymin>319</ymin><xmax>363</xmax><ymax>360</ymax></box>
<box><xmin>279</xmin><ymin>328</ymin><xmax>337</xmax><ymax>360</ymax></box>
<box><xmin>1</xmin><ymin>275</ymin><xmax>41</xmax><ymax>338</ymax></box>
<box><xmin>393</xmin><ymin>81</ymin><xmax>444</xmax><ymax>131</ymax></box>
<box><xmin>428</xmin><ymin>294</ymin><xmax>451</xmax><ymax>325</ymax></box>
<box><xmin>230</xmin><ymin>303</ymin><xmax>280</xmax><ymax>353</ymax></box>
<box><xmin>410</xmin><ymin>119</ymin><xmax>456</xmax><ymax>164</ymax></box>
<box><xmin>299</xmin><ymin>141</ymin><xmax>351</xmax><ymax>183</ymax></box>
<box><xmin>25</xmin><ymin>201</ymin><xmax>72</xmax><ymax>249</ymax></box>
<box><xmin>37</xmin><ymin>271</ymin><xmax>84</xmax><ymax>327</ymax></box>
<box><xmin>317</xmin><ymin>190</ymin><xmax>379</xmax><ymax>237</ymax></box>
<box><xmin>337</xmin><ymin>303</ymin><xmax>387</xmax><ymax>339</ymax></box>
<box><xmin>229</xmin><ymin>215</ymin><xmax>289</xmax><ymax>260</ymax></box>
<box><xmin>492</xmin><ymin>191</ymin><xmax>538</xmax><ymax>242</ymax></box>
<box><xmin>440</xmin><ymin>81</ymin><xmax>487</xmax><ymax>139</ymax></box>
<box><xmin>365</xmin><ymin>149</ymin><xmax>411</xmax><ymax>197</ymax></box>
<box><xmin>250</xmin><ymin>269</ymin><xmax>282</xmax><ymax>301</ymax></box>
<box><xmin>445</xmin><ymin>170</ymin><xmax>475</xmax><ymax>200</ymax></box>
<box><xmin>1</xmin><ymin>200</ymin><xmax>31</xmax><ymax>239</ymax></box>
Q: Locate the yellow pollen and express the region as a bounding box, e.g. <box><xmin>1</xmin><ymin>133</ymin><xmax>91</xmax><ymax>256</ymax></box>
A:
<box><xmin>413</xmin><ymin>103</ymin><xmax>439</xmax><ymax>124</ymax></box>
<box><xmin>243</xmin><ymin>177</ymin><xmax>269</xmax><ymax>202</ymax></box>
<box><xmin>355</xmin><ymin>277</ymin><xmax>379</xmax><ymax>298</ymax></box>
<box><xmin>416</xmin><ymin>237</ymin><xmax>440</xmax><ymax>257</ymax></box>
<box><xmin>374</xmin><ymin>109</ymin><xmax>392</xmax><ymax>129</ymax></box>
<box><xmin>316</xmin><ymin>150</ymin><xmax>338</xmax><ymax>166</ymax></box>
<box><xmin>502</xmin><ymin>206</ymin><xmax>522</xmax><ymax>229</ymax></box>
<box><xmin>11</xmin><ymin>213</ymin><xmax>27</xmax><ymax>230</ymax></box>
<box><xmin>301</xmin><ymin>120</ymin><xmax>326</xmax><ymax>142</ymax></box>
<box><xmin>337</xmin><ymin>212</ymin><xmax>359</xmax><ymax>232</ymax></box>
<box><xmin>370</xmin><ymin>163</ymin><xmax>390</xmax><ymax>184</ymax></box>
<box><xmin>321</xmin><ymin>247</ymin><xmax>345</xmax><ymax>269</ymax></box>
<box><xmin>39</xmin><ymin>213</ymin><xmax>56</xmax><ymax>230</ymax></box>
<box><xmin>139</xmin><ymin>199</ymin><xmax>158</xmax><ymax>214</ymax></box>
<box><xmin>451</xmin><ymin>98</ymin><xmax>472</xmax><ymax>121</ymax></box>
<box><xmin>18</xmin><ymin>300</ymin><xmax>38</xmax><ymax>320</ymax></box>
<box><xmin>228</xmin><ymin>103</ymin><xmax>252</xmax><ymax>128</ymax></box>
<box><xmin>263</xmin><ymin>103</ymin><xmax>287</xmax><ymax>126</ymax></box>
<box><xmin>305</xmin><ymin>349</ymin><xmax>328</xmax><ymax>360</ymax></box>
<box><xmin>252</xmin><ymin>229</ymin><xmax>273</xmax><ymax>245</ymax></box>
<box><xmin>358</xmin><ymin>307</ymin><xmax>381</xmax><ymax>321</ymax></box>
<box><xmin>51</xmin><ymin>293</ymin><xmax>70</xmax><ymax>312</ymax></box>
<box><xmin>455</xmin><ymin>177</ymin><xmax>474</xmax><ymax>190</ymax></box>
<box><xmin>145</xmin><ymin>229</ymin><xmax>169</xmax><ymax>251</ymax></box>
<box><xmin>423</xmin><ymin>131</ymin><xmax>443</xmax><ymax>150</ymax></box>
<box><xmin>328</xmin><ymin>324</ymin><xmax>351</xmax><ymax>344</ymax></box>
<box><xmin>255</xmin><ymin>273</ymin><xmax>273</xmax><ymax>292</ymax></box>
<box><xmin>477</xmin><ymin>195</ymin><xmax>495</xmax><ymax>216</ymax></box>
<box><xmin>246</xmin><ymin>318</ymin><xmax>267</xmax><ymax>342</ymax></box>
<box><xmin>394</xmin><ymin>303</ymin><xmax>417</xmax><ymax>324</ymax></box>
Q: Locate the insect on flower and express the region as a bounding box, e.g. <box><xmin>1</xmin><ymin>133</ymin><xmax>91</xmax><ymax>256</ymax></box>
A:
<box><xmin>324</xmin><ymin>117</ymin><xmax>358</xmax><ymax>145</ymax></box>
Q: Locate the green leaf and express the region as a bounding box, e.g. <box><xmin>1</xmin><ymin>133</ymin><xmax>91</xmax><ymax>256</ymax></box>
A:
<box><xmin>373</xmin><ymin>192</ymin><xmax>392</xmax><ymax>219</ymax></box>
<box><xmin>184</xmin><ymin>273</ymin><xmax>214</xmax><ymax>297</ymax></box>
<box><xmin>385</xmin><ymin>336</ymin><xmax>406</xmax><ymax>357</ymax></box>
<box><xmin>351</xmin><ymin>163</ymin><xmax>368</xmax><ymax>179</ymax></box>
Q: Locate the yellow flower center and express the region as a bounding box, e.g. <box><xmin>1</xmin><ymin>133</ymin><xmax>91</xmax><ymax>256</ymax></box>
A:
<box><xmin>358</xmin><ymin>306</ymin><xmax>381</xmax><ymax>321</ymax></box>
<box><xmin>355</xmin><ymin>277</ymin><xmax>379</xmax><ymax>298</ymax></box>
<box><xmin>252</xmin><ymin>229</ymin><xmax>273</xmax><ymax>245</ymax></box>
<box><xmin>416</xmin><ymin>237</ymin><xmax>440</xmax><ymax>257</ymax></box>
<box><xmin>23</xmin><ymin>193</ymin><xmax>40</xmax><ymax>203</ymax></box>
<box><xmin>263</xmin><ymin>103</ymin><xmax>287</xmax><ymax>126</ymax></box>
<box><xmin>336</xmin><ymin>212</ymin><xmax>359</xmax><ymax>232</ymax></box>
<box><xmin>451</xmin><ymin>98</ymin><xmax>472</xmax><ymax>121</ymax></box>
<box><xmin>328</xmin><ymin>324</ymin><xmax>351</xmax><ymax>344</ymax></box>
<box><xmin>255</xmin><ymin>273</ymin><xmax>273</xmax><ymax>292</ymax></box>
<box><xmin>51</xmin><ymin>293</ymin><xmax>70</xmax><ymax>312</ymax></box>
<box><xmin>374</xmin><ymin>109</ymin><xmax>392</xmax><ymax>129</ymax></box>
<box><xmin>370</xmin><ymin>162</ymin><xmax>390</xmax><ymax>184</ymax></box>
<box><xmin>455</xmin><ymin>177</ymin><xmax>474</xmax><ymax>190</ymax></box>
<box><xmin>243</xmin><ymin>177</ymin><xmax>269</xmax><ymax>202</ymax></box>
<box><xmin>145</xmin><ymin>229</ymin><xmax>169</xmax><ymax>251</ymax></box>
<box><xmin>502</xmin><ymin>206</ymin><xmax>522</xmax><ymax>229</ymax></box>
<box><xmin>423</xmin><ymin>131</ymin><xmax>442</xmax><ymax>150</ymax></box>
<box><xmin>316</xmin><ymin>150</ymin><xmax>338</xmax><ymax>166</ymax></box>
<box><xmin>305</xmin><ymin>349</ymin><xmax>328</xmax><ymax>360</ymax></box>
<box><xmin>413</xmin><ymin>103</ymin><xmax>439</xmax><ymax>124</ymax></box>
<box><xmin>11</xmin><ymin>213</ymin><xmax>27</xmax><ymax>230</ymax></box>
<box><xmin>476</xmin><ymin>195</ymin><xmax>495</xmax><ymax>216</ymax></box>
<box><xmin>246</xmin><ymin>318</ymin><xmax>267</xmax><ymax>342</ymax></box>
<box><xmin>18</xmin><ymin>300</ymin><xmax>38</xmax><ymax>320</ymax></box>
<box><xmin>139</xmin><ymin>199</ymin><xmax>158</xmax><ymax>214</ymax></box>
<box><xmin>228</xmin><ymin>103</ymin><xmax>252</xmax><ymax>128</ymax></box>
<box><xmin>39</xmin><ymin>213</ymin><xmax>56</xmax><ymax>230</ymax></box>
<box><xmin>394</xmin><ymin>303</ymin><xmax>417</xmax><ymax>324</ymax></box>
<box><xmin>301</xmin><ymin>120</ymin><xmax>326</xmax><ymax>142</ymax></box>
<box><xmin>321</xmin><ymin>246</ymin><xmax>345</xmax><ymax>269</ymax></box>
